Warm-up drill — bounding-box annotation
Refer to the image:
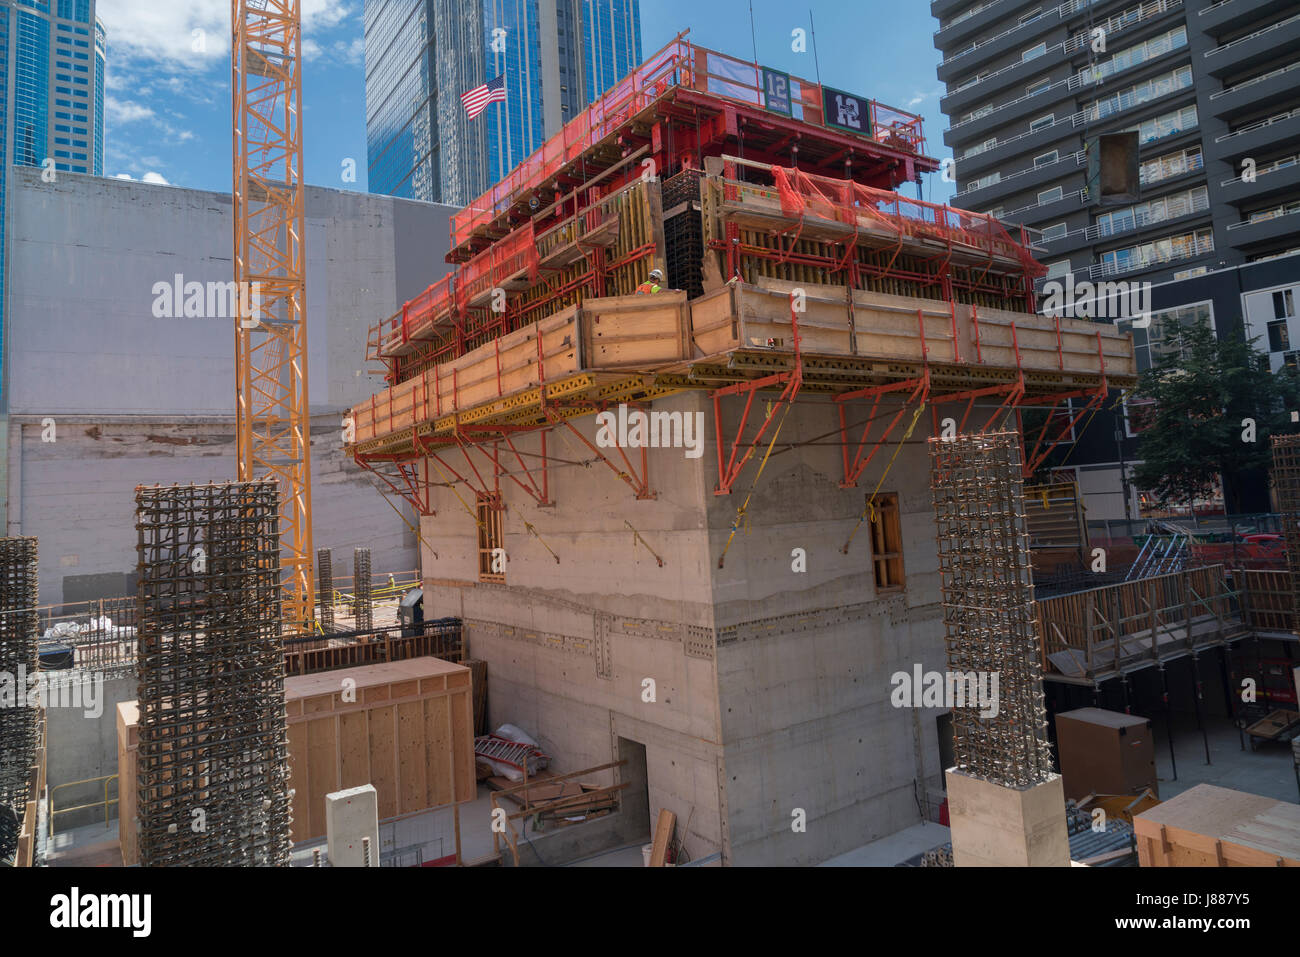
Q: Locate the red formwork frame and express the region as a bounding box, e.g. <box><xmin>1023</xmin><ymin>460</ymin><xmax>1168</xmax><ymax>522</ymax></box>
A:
<box><xmin>712</xmin><ymin>292</ymin><xmax>803</xmax><ymax>495</ymax></box>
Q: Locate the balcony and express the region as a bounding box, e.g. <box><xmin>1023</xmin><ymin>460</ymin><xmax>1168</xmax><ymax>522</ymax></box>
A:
<box><xmin>957</xmin><ymin>149</ymin><xmax>1089</xmax><ymax>207</ymax></box>
<box><xmin>1219</xmin><ymin>154</ymin><xmax>1300</xmax><ymax>204</ymax></box>
<box><xmin>1087</xmin><ymin>232</ymin><xmax>1215</xmax><ymax>279</ymax></box>
<box><xmin>1210</xmin><ymin>106</ymin><xmax>1300</xmax><ymax>162</ymax></box>
<box><xmin>1201</xmin><ymin>12</ymin><xmax>1300</xmax><ymax>79</ymax></box>
<box><xmin>1206</xmin><ymin>60</ymin><xmax>1300</xmax><ymax>120</ymax></box>
<box><xmin>934</xmin><ymin>0</ymin><xmax>1016</xmax><ymax>51</ymax></box>
<box><xmin>1225</xmin><ymin>202</ymin><xmax>1300</xmax><ymax>250</ymax></box>
<box><xmin>1198</xmin><ymin>0</ymin><xmax>1297</xmax><ymax>35</ymax></box>
<box><xmin>941</xmin><ymin>54</ymin><xmax>1067</xmax><ymax>116</ymax></box>
<box><xmin>1040</xmin><ymin>186</ymin><xmax>1211</xmax><ymax>254</ymax></box>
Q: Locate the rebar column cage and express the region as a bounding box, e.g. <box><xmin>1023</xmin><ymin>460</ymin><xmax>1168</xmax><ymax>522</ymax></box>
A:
<box><xmin>1271</xmin><ymin>433</ymin><xmax>1300</xmax><ymax>635</ymax></box>
<box><xmin>316</xmin><ymin>548</ymin><xmax>334</xmax><ymax>631</ymax></box>
<box><xmin>929</xmin><ymin>432</ymin><xmax>1054</xmax><ymax>789</ymax></box>
<box><xmin>0</xmin><ymin>537</ymin><xmax>39</xmax><ymax>813</ymax></box>
<box><xmin>134</xmin><ymin>481</ymin><xmax>291</xmax><ymax>866</ymax></box>
<box><xmin>353</xmin><ymin>548</ymin><xmax>372</xmax><ymax>631</ymax></box>
<box><xmin>232</xmin><ymin>0</ymin><xmax>315</xmax><ymax>632</ymax></box>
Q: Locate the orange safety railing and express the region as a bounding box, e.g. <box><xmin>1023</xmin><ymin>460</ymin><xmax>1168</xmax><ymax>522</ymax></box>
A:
<box><xmin>449</xmin><ymin>34</ymin><xmax>928</xmax><ymax>250</ymax></box>
<box><xmin>770</xmin><ymin>165</ymin><xmax>1044</xmax><ymax>277</ymax></box>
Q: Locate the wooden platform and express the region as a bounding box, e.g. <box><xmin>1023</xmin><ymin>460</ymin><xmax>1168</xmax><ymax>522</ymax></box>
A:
<box><xmin>1134</xmin><ymin>784</ymin><xmax>1300</xmax><ymax>867</ymax></box>
<box><xmin>351</xmin><ymin>280</ymin><xmax>1136</xmax><ymax>457</ymax></box>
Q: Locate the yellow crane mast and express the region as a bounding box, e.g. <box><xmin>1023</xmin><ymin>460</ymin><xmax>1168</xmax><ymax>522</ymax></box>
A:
<box><xmin>231</xmin><ymin>0</ymin><xmax>315</xmax><ymax>632</ymax></box>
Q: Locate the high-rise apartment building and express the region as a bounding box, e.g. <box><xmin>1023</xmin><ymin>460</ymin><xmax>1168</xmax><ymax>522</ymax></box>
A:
<box><xmin>0</xmin><ymin>0</ymin><xmax>107</xmax><ymax>405</ymax></box>
<box><xmin>932</xmin><ymin>0</ymin><xmax>1300</xmax><ymax>288</ymax></box>
<box><xmin>365</xmin><ymin>0</ymin><xmax>642</xmax><ymax>207</ymax></box>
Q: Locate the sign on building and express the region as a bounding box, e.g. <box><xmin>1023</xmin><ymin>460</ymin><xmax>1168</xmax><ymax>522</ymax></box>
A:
<box><xmin>762</xmin><ymin>68</ymin><xmax>792</xmax><ymax>116</ymax></box>
<box><xmin>821</xmin><ymin>85</ymin><xmax>871</xmax><ymax>135</ymax></box>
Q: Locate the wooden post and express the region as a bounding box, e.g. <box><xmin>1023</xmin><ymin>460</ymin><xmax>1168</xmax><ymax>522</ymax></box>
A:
<box><xmin>1112</xmin><ymin>585</ymin><xmax>1122</xmax><ymax>671</ymax></box>
<box><xmin>1149</xmin><ymin>577</ymin><xmax>1158</xmax><ymax>660</ymax></box>
<box><xmin>1085</xmin><ymin>600</ymin><xmax>1095</xmax><ymax>675</ymax></box>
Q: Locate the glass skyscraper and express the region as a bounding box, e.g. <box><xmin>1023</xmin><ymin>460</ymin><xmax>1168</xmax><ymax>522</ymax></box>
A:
<box><xmin>0</xmin><ymin>0</ymin><xmax>107</xmax><ymax>406</ymax></box>
<box><xmin>365</xmin><ymin>0</ymin><xmax>641</xmax><ymax>208</ymax></box>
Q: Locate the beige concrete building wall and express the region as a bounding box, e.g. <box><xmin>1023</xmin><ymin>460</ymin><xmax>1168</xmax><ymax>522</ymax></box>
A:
<box><xmin>705</xmin><ymin>395</ymin><xmax>947</xmax><ymax>864</ymax></box>
<box><xmin>416</xmin><ymin>390</ymin><xmax>949</xmax><ymax>864</ymax></box>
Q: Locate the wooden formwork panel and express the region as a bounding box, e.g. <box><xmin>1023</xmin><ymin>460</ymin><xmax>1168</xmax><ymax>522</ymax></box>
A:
<box><xmin>1133</xmin><ymin>784</ymin><xmax>1300</xmax><ymax>867</ymax></box>
<box><xmin>582</xmin><ymin>291</ymin><xmax>690</xmax><ymax>369</ymax></box>
<box><xmin>117</xmin><ymin>701</ymin><xmax>138</xmax><ymax>866</ymax></box>
<box><xmin>117</xmin><ymin>657</ymin><xmax>475</xmax><ymax>856</ymax></box>
<box><xmin>689</xmin><ymin>280</ymin><xmax>1136</xmax><ymax>382</ymax></box>
<box><xmin>354</xmin><ymin>292</ymin><xmax>694</xmax><ymax>445</ymax></box>
<box><xmin>354</xmin><ymin>309</ymin><xmax>581</xmax><ymax>445</ymax></box>
<box><xmin>283</xmin><ymin>658</ymin><xmax>475</xmax><ymax>842</ymax></box>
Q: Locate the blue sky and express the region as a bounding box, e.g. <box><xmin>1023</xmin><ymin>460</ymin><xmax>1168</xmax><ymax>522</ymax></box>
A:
<box><xmin>98</xmin><ymin>0</ymin><xmax>955</xmax><ymax>204</ymax></box>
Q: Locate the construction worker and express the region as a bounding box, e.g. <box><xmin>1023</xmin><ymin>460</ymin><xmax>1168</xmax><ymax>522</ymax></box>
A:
<box><xmin>636</xmin><ymin>268</ymin><xmax>664</xmax><ymax>295</ymax></box>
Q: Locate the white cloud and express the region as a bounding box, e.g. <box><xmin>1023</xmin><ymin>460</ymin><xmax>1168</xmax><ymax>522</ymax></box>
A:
<box><xmin>905</xmin><ymin>87</ymin><xmax>946</xmax><ymax>109</ymax></box>
<box><xmin>303</xmin><ymin>35</ymin><xmax>365</xmax><ymax>65</ymax></box>
<box><xmin>105</xmin><ymin>97</ymin><xmax>155</xmax><ymax>124</ymax></box>
<box><xmin>96</xmin><ymin>0</ymin><xmax>354</xmax><ymax>66</ymax></box>
<box><xmin>113</xmin><ymin>170</ymin><xmax>171</xmax><ymax>185</ymax></box>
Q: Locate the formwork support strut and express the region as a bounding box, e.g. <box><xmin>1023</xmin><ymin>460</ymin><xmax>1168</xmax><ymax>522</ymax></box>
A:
<box><xmin>712</xmin><ymin>292</ymin><xmax>803</xmax><ymax>495</ymax></box>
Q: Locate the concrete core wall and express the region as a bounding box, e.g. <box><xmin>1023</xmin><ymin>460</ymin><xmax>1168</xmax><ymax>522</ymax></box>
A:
<box><xmin>2</xmin><ymin>168</ymin><xmax>456</xmax><ymax>602</ymax></box>
<box><xmin>418</xmin><ymin>390</ymin><xmax>949</xmax><ymax>864</ymax></box>
<box><xmin>420</xmin><ymin>391</ymin><xmax>726</xmax><ymax>861</ymax></box>
<box><xmin>6</xmin><ymin>415</ymin><xmax>417</xmax><ymax>605</ymax></box>
<box><xmin>706</xmin><ymin>395</ymin><xmax>946</xmax><ymax>865</ymax></box>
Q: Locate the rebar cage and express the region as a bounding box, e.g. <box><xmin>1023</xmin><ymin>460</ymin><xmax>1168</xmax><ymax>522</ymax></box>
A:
<box><xmin>929</xmin><ymin>432</ymin><xmax>1054</xmax><ymax>788</ymax></box>
<box><xmin>134</xmin><ymin>481</ymin><xmax>292</xmax><ymax>866</ymax></box>
<box><xmin>0</xmin><ymin>537</ymin><xmax>39</xmax><ymax>814</ymax></box>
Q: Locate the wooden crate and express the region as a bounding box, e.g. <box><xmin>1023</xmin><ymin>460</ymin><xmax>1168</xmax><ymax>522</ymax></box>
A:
<box><xmin>1133</xmin><ymin>784</ymin><xmax>1300</xmax><ymax>867</ymax></box>
<box><xmin>689</xmin><ymin>280</ymin><xmax>1136</xmax><ymax>382</ymax></box>
<box><xmin>284</xmin><ymin>657</ymin><xmax>475</xmax><ymax>842</ymax></box>
<box><xmin>117</xmin><ymin>657</ymin><xmax>476</xmax><ymax>857</ymax></box>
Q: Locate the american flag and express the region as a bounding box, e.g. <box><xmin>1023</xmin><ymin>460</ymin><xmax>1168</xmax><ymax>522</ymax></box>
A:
<box><xmin>461</xmin><ymin>75</ymin><xmax>506</xmax><ymax>120</ymax></box>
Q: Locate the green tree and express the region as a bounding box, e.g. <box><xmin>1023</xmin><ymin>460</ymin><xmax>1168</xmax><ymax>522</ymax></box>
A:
<box><xmin>1132</xmin><ymin>318</ymin><xmax>1300</xmax><ymax>514</ymax></box>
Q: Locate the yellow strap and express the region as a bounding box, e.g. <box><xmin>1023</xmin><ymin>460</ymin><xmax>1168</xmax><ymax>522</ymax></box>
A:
<box><xmin>844</xmin><ymin>402</ymin><xmax>925</xmax><ymax>553</ymax></box>
<box><xmin>717</xmin><ymin>398</ymin><xmax>794</xmax><ymax>567</ymax></box>
<box><xmin>426</xmin><ymin>454</ymin><xmax>482</xmax><ymax>526</ymax></box>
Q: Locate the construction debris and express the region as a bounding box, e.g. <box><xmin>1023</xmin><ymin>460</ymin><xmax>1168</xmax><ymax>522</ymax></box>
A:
<box><xmin>134</xmin><ymin>481</ymin><xmax>292</xmax><ymax>866</ymax></box>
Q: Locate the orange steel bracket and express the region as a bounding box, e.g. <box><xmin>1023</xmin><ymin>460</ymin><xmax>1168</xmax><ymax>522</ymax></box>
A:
<box><xmin>712</xmin><ymin>292</ymin><xmax>804</xmax><ymax>495</ymax></box>
<box><xmin>542</xmin><ymin>405</ymin><xmax>656</xmax><ymax>501</ymax></box>
<box><xmin>835</xmin><ymin>373</ymin><xmax>929</xmax><ymax>488</ymax></box>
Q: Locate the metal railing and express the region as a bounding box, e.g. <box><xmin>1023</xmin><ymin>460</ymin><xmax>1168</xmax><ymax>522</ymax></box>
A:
<box><xmin>49</xmin><ymin>773</ymin><xmax>118</xmax><ymax>838</ymax></box>
<box><xmin>1203</xmin><ymin>12</ymin><xmax>1300</xmax><ymax>58</ymax></box>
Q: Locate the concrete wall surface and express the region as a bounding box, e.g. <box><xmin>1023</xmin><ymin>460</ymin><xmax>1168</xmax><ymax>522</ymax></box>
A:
<box><xmin>418</xmin><ymin>391</ymin><xmax>950</xmax><ymax>864</ymax></box>
<box><xmin>2</xmin><ymin>168</ymin><xmax>450</xmax><ymax>601</ymax></box>
<box><xmin>7</xmin><ymin>415</ymin><xmax>417</xmax><ymax>605</ymax></box>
